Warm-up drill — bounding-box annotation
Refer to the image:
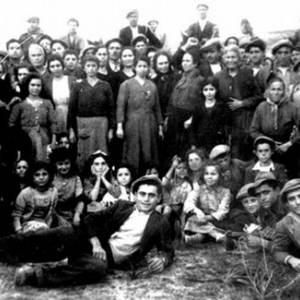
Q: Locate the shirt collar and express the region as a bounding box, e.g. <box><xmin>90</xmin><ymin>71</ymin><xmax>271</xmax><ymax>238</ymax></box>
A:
<box><xmin>252</xmin><ymin>161</ymin><xmax>275</xmax><ymax>171</ymax></box>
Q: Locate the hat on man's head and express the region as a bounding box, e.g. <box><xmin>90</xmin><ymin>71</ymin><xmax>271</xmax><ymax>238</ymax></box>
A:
<box><xmin>131</xmin><ymin>175</ymin><xmax>162</xmax><ymax>195</ymax></box>
<box><xmin>253</xmin><ymin>135</ymin><xmax>276</xmax><ymax>150</ymax></box>
<box><xmin>280</xmin><ymin>178</ymin><xmax>300</xmax><ymax>203</ymax></box>
<box><xmin>126</xmin><ymin>9</ymin><xmax>139</xmax><ymax>18</ymax></box>
<box><xmin>148</xmin><ymin>19</ymin><xmax>159</xmax><ymax>25</ymax></box>
<box><xmin>209</xmin><ymin>145</ymin><xmax>230</xmax><ymax>160</ymax></box>
<box><xmin>27</xmin><ymin>16</ymin><xmax>40</xmax><ymax>23</ymax></box>
<box><xmin>251</xmin><ymin>172</ymin><xmax>278</xmax><ymax>191</ymax></box>
<box><xmin>196</xmin><ymin>2</ymin><xmax>209</xmax><ymax>10</ymax></box>
<box><xmin>271</xmin><ymin>39</ymin><xmax>293</xmax><ymax>55</ymax></box>
<box><xmin>237</xmin><ymin>183</ymin><xmax>256</xmax><ymax>201</ymax></box>
<box><xmin>131</xmin><ymin>34</ymin><xmax>148</xmax><ymax>47</ymax></box>
<box><xmin>200</xmin><ymin>38</ymin><xmax>222</xmax><ymax>52</ymax></box>
<box><xmin>245</xmin><ymin>38</ymin><xmax>266</xmax><ymax>53</ymax></box>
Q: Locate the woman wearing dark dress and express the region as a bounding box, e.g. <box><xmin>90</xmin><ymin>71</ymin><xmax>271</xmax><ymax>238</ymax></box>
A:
<box><xmin>164</xmin><ymin>48</ymin><xmax>204</xmax><ymax>162</ymax></box>
<box><xmin>152</xmin><ymin>51</ymin><xmax>180</xmax><ymax>119</ymax></box>
<box><xmin>116</xmin><ymin>55</ymin><xmax>163</xmax><ymax>175</ymax></box>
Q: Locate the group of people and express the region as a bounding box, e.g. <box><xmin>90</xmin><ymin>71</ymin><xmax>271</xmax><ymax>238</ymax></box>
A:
<box><xmin>1</xmin><ymin>1</ymin><xmax>300</xmax><ymax>289</ymax></box>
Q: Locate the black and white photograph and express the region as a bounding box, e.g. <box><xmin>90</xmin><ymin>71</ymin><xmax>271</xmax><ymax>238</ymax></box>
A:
<box><xmin>1</xmin><ymin>0</ymin><xmax>300</xmax><ymax>299</ymax></box>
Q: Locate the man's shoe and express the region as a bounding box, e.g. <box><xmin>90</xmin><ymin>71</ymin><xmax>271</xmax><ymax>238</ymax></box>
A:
<box><xmin>14</xmin><ymin>264</ymin><xmax>36</xmax><ymax>286</ymax></box>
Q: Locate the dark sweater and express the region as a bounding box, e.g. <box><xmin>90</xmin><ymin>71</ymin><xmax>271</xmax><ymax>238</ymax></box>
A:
<box><xmin>68</xmin><ymin>79</ymin><xmax>115</xmax><ymax>131</ymax></box>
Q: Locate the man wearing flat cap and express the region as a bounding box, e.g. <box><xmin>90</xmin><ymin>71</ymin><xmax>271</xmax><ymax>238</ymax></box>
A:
<box><xmin>19</xmin><ymin>17</ymin><xmax>44</xmax><ymax>54</ymax></box>
<box><xmin>181</xmin><ymin>2</ymin><xmax>219</xmax><ymax>47</ymax></box>
<box><xmin>250</xmin><ymin>172</ymin><xmax>287</xmax><ymax>221</ymax></box>
<box><xmin>245</xmin><ymin>39</ymin><xmax>266</xmax><ymax>80</ymax></box>
<box><xmin>198</xmin><ymin>38</ymin><xmax>223</xmax><ymax>77</ymax></box>
<box><xmin>257</xmin><ymin>39</ymin><xmax>297</xmax><ymax>93</ymax></box>
<box><xmin>0</xmin><ymin>175</ymin><xmax>173</xmax><ymax>287</ymax></box>
<box><xmin>209</xmin><ymin>145</ymin><xmax>247</xmax><ymax>203</ymax></box>
<box><xmin>272</xmin><ymin>179</ymin><xmax>300</xmax><ymax>271</ymax></box>
<box><xmin>119</xmin><ymin>9</ymin><xmax>162</xmax><ymax>48</ymax></box>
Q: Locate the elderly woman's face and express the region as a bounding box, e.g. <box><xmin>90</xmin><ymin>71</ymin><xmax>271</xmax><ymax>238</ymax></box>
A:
<box><xmin>156</xmin><ymin>55</ymin><xmax>169</xmax><ymax>74</ymax></box>
<box><xmin>28</xmin><ymin>46</ymin><xmax>45</xmax><ymax>67</ymax></box>
<box><xmin>268</xmin><ymin>81</ymin><xmax>285</xmax><ymax>104</ymax></box>
<box><xmin>223</xmin><ymin>50</ymin><xmax>239</xmax><ymax>69</ymax></box>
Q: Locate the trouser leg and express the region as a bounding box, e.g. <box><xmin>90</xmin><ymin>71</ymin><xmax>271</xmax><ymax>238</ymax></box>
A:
<box><xmin>32</xmin><ymin>253</ymin><xmax>107</xmax><ymax>287</ymax></box>
<box><xmin>0</xmin><ymin>226</ymin><xmax>78</xmax><ymax>264</ymax></box>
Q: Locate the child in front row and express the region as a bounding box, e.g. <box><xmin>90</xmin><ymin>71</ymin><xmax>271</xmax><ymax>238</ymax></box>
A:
<box><xmin>102</xmin><ymin>163</ymin><xmax>134</xmax><ymax>206</ymax></box>
<box><xmin>12</xmin><ymin>161</ymin><xmax>58</xmax><ymax>233</ymax></box>
<box><xmin>244</xmin><ymin>136</ymin><xmax>287</xmax><ymax>187</ymax></box>
<box><xmin>183</xmin><ymin>161</ymin><xmax>231</xmax><ymax>245</ymax></box>
<box><xmin>272</xmin><ymin>179</ymin><xmax>300</xmax><ymax>271</ymax></box>
<box><xmin>51</xmin><ymin>147</ymin><xmax>84</xmax><ymax>226</ymax></box>
<box><xmin>159</xmin><ymin>155</ymin><xmax>192</xmax><ymax>240</ymax></box>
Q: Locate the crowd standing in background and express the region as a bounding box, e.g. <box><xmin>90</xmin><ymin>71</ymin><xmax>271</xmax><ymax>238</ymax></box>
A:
<box><xmin>1</xmin><ymin>1</ymin><xmax>300</xmax><ymax>288</ymax></box>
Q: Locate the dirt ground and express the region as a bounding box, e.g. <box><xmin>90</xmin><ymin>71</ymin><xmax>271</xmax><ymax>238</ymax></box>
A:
<box><xmin>0</xmin><ymin>242</ymin><xmax>298</xmax><ymax>300</ymax></box>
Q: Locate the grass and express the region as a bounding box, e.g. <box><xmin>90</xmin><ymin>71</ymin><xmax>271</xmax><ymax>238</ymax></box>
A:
<box><xmin>0</xmin><ymin>242</ymin><xmax>298</xmax><ymax>300</ymax></box>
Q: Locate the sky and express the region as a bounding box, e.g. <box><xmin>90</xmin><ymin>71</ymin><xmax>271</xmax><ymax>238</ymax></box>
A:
<box><xmin>1</xmin><ymin>0</ymin><xmax>300</xmax><ymax>50</ymax></box>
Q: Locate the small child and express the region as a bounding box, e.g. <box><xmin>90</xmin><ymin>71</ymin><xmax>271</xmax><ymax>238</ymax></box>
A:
<box><xmin>102</xmin><ymin>163</ymin><xmax>133</xmax><ymax>206</ymax></box>
<box><xmin>161</xmin><ymin>156</ymin><xmax>192</xmax><ymax>240</ymax></box>
<box><xmin>272</xmin><ymin>179</ymin><xmax>300</xmax><ymax>271</ymax></box>
<box><xmin>183</xmin><ymin>161</ymin><xmax>231</xmax><ymax>244</ymax></box>
<box><xmin>12</xmin><ymin>161</ymin><xmax>58</xmax><ymax>233</ymax></box>
<box><xmin>162</xmin><ymin>156</ymin><xmax>192</xmax><ymax>215</ymax></box>
<box><xmin>51</xmin><ymin>148</ymin><xmax>84</xmax><ymax>226</ymax></box>
<box><xmin>244</xmin><ymin>136</ymin><xmax>287</xmax><ymax>187</ymax></box>
<box><xmin>144</xmin><ymin>163</ymin><xmax>160</xmax><ymax>178</ymax></box>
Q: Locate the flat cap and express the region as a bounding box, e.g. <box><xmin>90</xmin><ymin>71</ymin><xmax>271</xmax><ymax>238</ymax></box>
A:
<box><xmin>196</xmin><ymin>2</ymin><xmax>209</xmax><ymax>10</ymax></box>
<box><xmin>209</xmin><ymin>145</ymin><xmax>230</xmax><ymax>160</ymax></box>
<box><xmin>280</xmin><ymin>178</ymin><xmax>300</xmax><ymax>202</ymax></box>
<box><xmin>126</xmin><ymin>9</ymin><xmax>139</xmax><ymax>18</ymax></box>
<box><xmin>131</xmin><ymin>175</ymin><xmax>162</xmax><ymax>195</ymax></box>
<box><xmin>237</xmin><ymin>183</ymin><xmax>256</xmax><ymax>201</ymax></box>
<box><xmin>201</xmin><ymin>38</ymin><xmax>222</xmax><ymax>52</ymax></box>
<box><xmin>245</xmin><ymin>38</ymin><xmax>266</xmax><ymax>52</ymax></box>
<box><xmin>251</xmin><ymin>172</ymin><xmax>278</xmax><ymax>191</ymax></box>
<box><xmin>253</xmin><ymin>135</ymin><xmax>276</xmax><ymax>150</ymax></box>
<box><xmin>272</xmin><ymin>39</ymin><xmax>293</xmax><ymax>55</ymax></box>
<box><xmin>28</xmin><ymin>16</ymin><xmax>40</xmax><ymax>23</ymax></box>
<box><xmin>131</xmin><ymin>34</ymin><xmax>148</xmax><ymax>46</ymax></box>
